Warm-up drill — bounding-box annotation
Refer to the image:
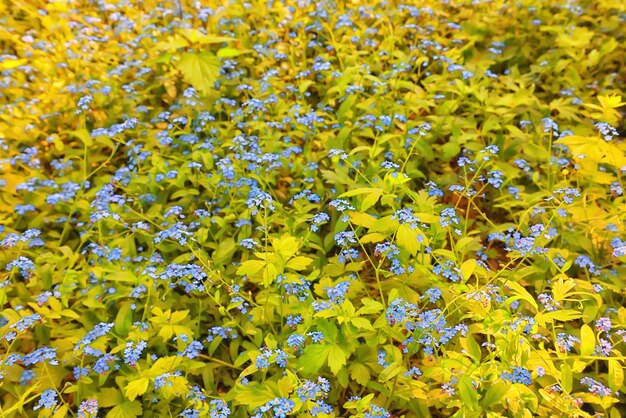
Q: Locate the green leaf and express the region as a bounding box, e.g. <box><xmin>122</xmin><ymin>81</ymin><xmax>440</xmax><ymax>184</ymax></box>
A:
<box><xmin>457</xmin><ymin>375</ymin><xmax>479</xmax><ymax>410</ymax></box>
<box><xmin>147</xmin><ymin>356</ymin><xmax>182</xmax><ymax>378</ymax></box>
<box><xmin>560</xmin><ymin>363</ymin><xmax>572</xmax><ymax>393</ymax></box>
<box><xmin>481</xmin><ymin>383</ymin><xmax>510</xmax><ymax>408</ymax></box>
<box><xmin>212</xmin><ymin>237</ymin><xmax>236</xmax><ymax>266</ymax></box>
<box><xmin>317</xmin><ymin>319</ymin><xmax>338</xmax><ymax>342</ymax></box>
<box><xmin>350</xmin><ymin>317</ymin><xmax>375</xmax><ymax>331</ymax></box>
<box><xmin>339</xmin><ymin>187</ymin><xmax>382</xmax><ymax>198</ymax></box>
<box><xmin>98</xmin><ymin>388</ymin><xmax>122</xmax><ymax>408</ymax></box>
<box><xmin>236</xmin><ymin>260</ymin><xmax>265</xmax><ymax>276</ymax></box>
<box><xmin>356</xmin><ymin>298</ymin><xmax>384</xmax><ymax>315</ymax></box>
<box><xmin>70</xmin><ymin>129</ymin><xmax>93</xmax><ymax>145</ymax></box>
<box><xmin>580</xmin><ymin>324</ymin><xmax>595</xmax><ymax>357</ymax></box>
<box><xmin>552</xmin><ymin>277</ymin><xmax>576</xmax><ymax>303</ymax></box>
<box><xmin>465</xmin><ymin>335</ymin><xmax>482</xmax><ymax>363</ymax></box>
<box><xmin>328</xmin><ymin>346</ymin><xmax>347</xmax><ymax>375</ymax></box>
<box><xmin>114</xmin><ymin>302</ymin><xmax>134</xmax><ymax>336</ymax></box>
<box><xmin>298</xmin><ymin>344</ymin><xmax>330</xmax><ymax>375</ymax></box>
<box><xmin>379</xmin><ymin>362</ymin><xmax>403</xmax><ymax>382</ymax></box>
<box><xmin>106</xmin><ymin>401</ymin><xmax>142</xmax><ymax>418</ymax></box>
<box><xmin>176</xmin><ymin>52</ymin><xmax>221</xmax><ymax>94</ymax></box>
<box><xmin>349</xmin><ymin>363</ymin><xmax>371</xmax><ymax>386</ymax></box>
<box><xmin>155</xmin><ymin>36</ymin><xmax>190</xmax><ymax>51</ymax></box>
<box><xmin>272</xmin><ymin>235</ymin><xmax>300</xmax><ymax>260</ymax></box>
<box><xmin>234</xmin><ymin>384</ymin><xmax>276</xmax><ymax>409</ymax></box>
<box><xmin>609</xmin><ymin>360</ymin><xmax>624</xmax><ymax>392</ymax></box>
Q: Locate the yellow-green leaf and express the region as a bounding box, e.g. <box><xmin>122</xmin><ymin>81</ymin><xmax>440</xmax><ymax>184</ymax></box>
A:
<box><xmin>125</xmin><ymin>378</ymin><xmax>150</xmax><ymax>401</ymax></box>
<box><xmin>286</xmin><ymin>256</ymin><xmax>313</xmax><ymax>271</ymax></box>
<box><xmin>460</xmin><ymin>259</ymin><xmax>476</xmax><ymax>282</ymax></box>
<box><xmin>328</xmin><ymin>346</ymin><xmax>347</xmax><ymax>375</ymax></box>
<box><xmin>176</xmin><ymin>52</ymin><xmax>221</xmax><ymax>95</ymax></box>
<box><xmin>580</xmin><ymin>324</ymin><xmax>595</xmax><ymax>357</ymax></box>
<box><xmin>609</xmin><ymin>360</ymin><xmax>624</xmax><ymax>392</ymax></box>
<box><xmin>106</xmin><ymin>401</ymin><xmax>142</xmax><ymax>418</ymax></box>
<box><xmin>179</xmin><ymin>29</ymin><xmax>235</xmax><ymax>45</ymax></box>
<box><xmin>396</xmin><ymin>224</ymin><xmax>420</xmax><ymax>256</ymax></box>
<box><xmin>217</xmin><ymin>48</ymin><xmax>249</xmax><ymax>58</ymax></box>
<box><xmin>560</xmin><ymin>363</ymin><xmax>572</xmax><ymax>393</ymax></box>
<box><xmin>349</xmin><ymin>363</ymin><xmax>371</xmax><ymax>386</ymax></box>
<box><xmin>506</xmin><ymin>280</ymin><xmax>538</xmax><ymax>311</ymax></box>
<box><xmin>458</xmin><ymin>375</ymin><xmax>479</xmax><ymax>410</ymax></box>
<box><xmin>237</xmin><ymin>260</ymin><xmax>265</xmax><ymax>276</ymax></box>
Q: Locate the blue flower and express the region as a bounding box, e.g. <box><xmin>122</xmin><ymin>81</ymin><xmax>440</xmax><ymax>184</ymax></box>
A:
<box><xmin>77</xmin><ymin>399</ymin><xmax>98</xmax><ymax>418</ymax></box>
<box><xmin>334</xmin><ymin>231</ymin><xmax>356</xmax><ymax>246</ymax></box>
<box><xmin>208</xmin><ymin>399</ymin><xmax>230</xmax><ymax>418</ymax></box>
<box><xmin>325</xmin><ymin>281</ymin><xmax>351</xmax><ymax>304</ymax></box>
<box><xmin>286</xmin><ymin>334</ymin><xmax>305</xmax><ymax>348</ymax></box>
<box><xmin>501</xmin><ymin>367</ymin><xmax>532</xmax><ymax>385</ymax></box>
<box><xmin>439</xmin><ymin>208</ymin><xmax>460</xmax><ymax>228</ymax></box>
<box><xmin>580</xmin><ymin>377</ymin><xmax>612</xmax><ymax>397</ymax></box>
<box><xmin>33</xmin><ymin>389</ymin><xmax>57</xmax><ymax>411</ymax></box>
<box><xmin>124</xmin><ymin>341</ymin><xmax>147</xmax><ymax>366</ymax></box>
<box><xmin>252</xmin><ymin>398</ymin><xmax>295</xmax><ymax>418</ymax></box>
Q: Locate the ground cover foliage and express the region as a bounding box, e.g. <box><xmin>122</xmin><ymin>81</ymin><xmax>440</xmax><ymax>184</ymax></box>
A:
<box><xmin>1</xmin><ymin>0</ymin><xmax>626</xmax><ymax>416</ymax></box>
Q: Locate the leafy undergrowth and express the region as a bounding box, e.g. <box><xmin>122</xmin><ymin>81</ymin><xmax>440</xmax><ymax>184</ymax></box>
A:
<box><xmin>1</xmin><ymin>0</ymin><xmax>626</xmax><ymax>417</ymax></box>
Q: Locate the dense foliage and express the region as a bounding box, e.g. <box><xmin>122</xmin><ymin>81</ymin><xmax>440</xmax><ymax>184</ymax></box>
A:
<box><xmin>2</xmin><ymin>0</ymin><xmax>626</xmax><ymax>416</ymax></box>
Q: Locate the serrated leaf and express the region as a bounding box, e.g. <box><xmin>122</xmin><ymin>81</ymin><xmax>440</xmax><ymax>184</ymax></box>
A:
<box><xmin>124</xmin><ymin>378</ymin><xmax>149</xmax><ymax>401</ymax></box>
<box><xmin>176</xmin><ymin>52</ymin><xmax>221</xmax><ymax>94</ymax></box>
<box><xmin>357</xmin><ymin>298</ymin><xmax>384</xmax><ymax>315</ymax></box>
<box><xmin>98</xmin><ymin>388</ymin><xmax>122</xmax><ymax>408</ymax></box>
<box><xmin>328</xmin><ymin>346</ymin><xmax>347</xmax><ymax>375</ymax></box>
<box><xmin>350</xmin><ymin>317</ymin><xmax>375</xmax><ymax>331</ymax></box>
<box><xmin>286</xmin><ymin>256</ymin><xmax>313</xmax><ymax>271</ymax></box>
<box><xmin>349</xmin><ymin>363</ymin><xmax>371</xmax><ymax>386</ymax></box>
<box><xmin>272</xmin><ymin>235</ymin><xmax>300</xmax><ymax>260</ymax></box>
<box><xmin>147</xmin><ymin>356</ymin><xmax>182</xmax><ymax>378</ymax></box>
<box><xmin>349</xmin><ymin>212</ymin><xmax>378</xmax><ymax>229</ymax></box>
<box><xmin>106</xmin><ymin>401</ymin><xmax>142</xmax><ymax>418</ymax></box>
<box><xmin>236</xmin><ymin>260</ymin><xmax>265</xmax><ymax>276</ymax></box>
<box><xmin>298</xmin><ymin>344</ymin><xmax>330</xmax><ymax>375</ymax></box>
<box><xmin>235</xmin><ymin>384</ymin><xmax>280</xmax><ymax>409</ymax></box>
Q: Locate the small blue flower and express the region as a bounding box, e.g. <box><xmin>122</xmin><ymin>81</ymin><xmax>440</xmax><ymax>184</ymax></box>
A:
<box><xmin>33</xmin><ymin>389</ymin><xmax>57</xmax><ymax>411</ymax></box>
